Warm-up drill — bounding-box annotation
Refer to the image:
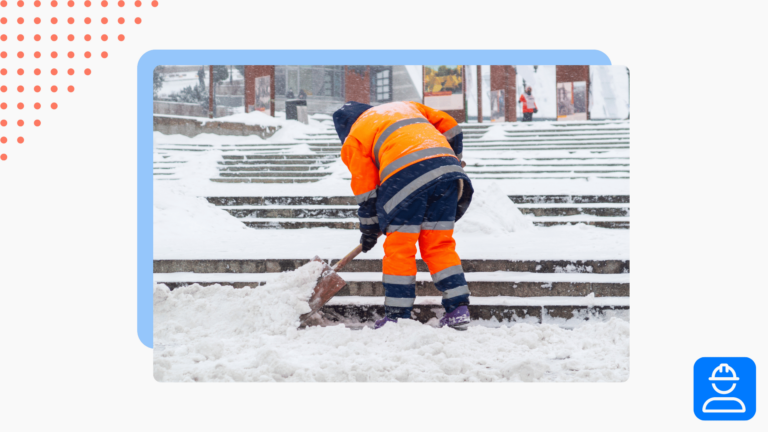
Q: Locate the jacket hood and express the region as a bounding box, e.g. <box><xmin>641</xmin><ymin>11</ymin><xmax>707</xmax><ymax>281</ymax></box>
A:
<box><xmin>333</xmin><ymin>101</ymin><xmax>373</xmax><ymax>145</ymax></box>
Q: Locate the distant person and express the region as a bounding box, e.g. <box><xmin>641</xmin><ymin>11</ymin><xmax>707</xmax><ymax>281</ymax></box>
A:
<box><xmin>519</xmin><ymin>86</ymin><xmax>538</xmax><ymax>122</ymax></box>
<box><xmin>298</xmin><ymin>89</ymin><xmax>307</xmax><ymax>100</ymax></box>
<box><xmin>286</xmin><ymin>88</ymin><xmax>295</xmax><ymax>99</ymax></box>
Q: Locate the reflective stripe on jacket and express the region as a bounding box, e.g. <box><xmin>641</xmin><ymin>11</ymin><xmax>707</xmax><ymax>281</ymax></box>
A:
<box><xmin>340</xmin><ymin>101</ymin><xmax>473</xmax><ymax>233</ymax></box>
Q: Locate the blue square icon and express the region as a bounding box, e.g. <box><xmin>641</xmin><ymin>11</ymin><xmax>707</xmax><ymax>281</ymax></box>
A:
<box><xmin>694</xmin><ymin>357</ymin><xmax>756</xmax><ymax>421</ymax></box>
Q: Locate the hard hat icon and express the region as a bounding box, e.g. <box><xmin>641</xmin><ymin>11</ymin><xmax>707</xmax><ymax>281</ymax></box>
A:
<box><xmin>709</xmin><ymin>363</ymin><xmax>739</xmax><ymax>394</ymax></box>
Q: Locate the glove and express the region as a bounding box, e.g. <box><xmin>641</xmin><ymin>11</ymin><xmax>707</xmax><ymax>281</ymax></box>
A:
<box><xmin>533</xmin><ymin>108</ymin><xmax>538</xmax><ymax>114</ymax></box>
<box><xmin>360</xmin><ymin>231</ymin><xmax>380</xmax><ymax>253</ymax></box>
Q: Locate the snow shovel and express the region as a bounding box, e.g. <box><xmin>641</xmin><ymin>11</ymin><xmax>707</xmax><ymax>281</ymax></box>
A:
<box><xmin>299</xmin><ymin>234</ymin><xmax>381</xmax><ymax>327</ymax></box>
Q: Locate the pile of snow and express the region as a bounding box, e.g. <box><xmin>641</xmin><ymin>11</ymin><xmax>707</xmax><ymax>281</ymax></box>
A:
<box><xmin>154</xmin><ymin>261</ymin><xmax>323</xmax><ymax>342</ymax></box>
<box><xmin>455</xmin><ymin>182</ymin><xmax>534</xmax><ymax>235</ymax></box>
<box><xmin>154</xmin><ymin>279</ymin><xmax>629</xmax><ymax>382</ymax></box>
<box><xmin>154</xmin><ymin>186</ymin><xmax>257</xmax><ymax>256</ymax></box>
<box><xmin>153</xmin><ymin>150</ymin><xmax>268</xmax><ymax>257</ymax></box>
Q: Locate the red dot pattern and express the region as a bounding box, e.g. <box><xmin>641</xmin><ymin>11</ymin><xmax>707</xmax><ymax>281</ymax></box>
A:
<box><xmin>0</xmin><ymin>0</ymin><xmax>159</xmax><ymax>162</ymax></box>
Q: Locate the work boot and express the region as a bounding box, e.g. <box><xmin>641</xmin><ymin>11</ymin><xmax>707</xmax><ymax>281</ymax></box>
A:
<box><xmin>439</xmin><ymin>305</ymin><xmax>470</xmax><ymax>330</ymax></box>
<box><xmin>374</xmin><ymin>316</ymin><xmax>397</xmax><ymax>329</ymax></box>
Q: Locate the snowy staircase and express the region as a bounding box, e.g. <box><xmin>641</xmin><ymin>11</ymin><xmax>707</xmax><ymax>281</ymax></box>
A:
<box><xmin>153</xmin><ymin>152</ymin><xmax>188</xmax><ymax>181</ymax></box>
<box><xmin>153</xmin><ymin>257</ymin><xmax>630</xmax><ymax>324</ymax></box>
<box><xmin>153</xmin><ymin>121</ymin><xmax>629</xmax><ymax>183</ymax></box>
<box><xmin>205</xmin><ymin>195</ymin><xmax>630</xmax><ymax>229</ymax></box>
<box><xmin>188</xmin><ymin>120</ymin><xmax>630</xmax><ymax>183</ymax></box>
<box><xmin>212</xmin><ymin>154</ymin><xmax>338</xmax><ymax>184</ymax></box>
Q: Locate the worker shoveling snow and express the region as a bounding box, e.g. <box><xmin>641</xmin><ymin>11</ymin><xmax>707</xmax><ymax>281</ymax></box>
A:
<box><xmin>154</xmin><ymin>262</ymin><xmax>629</xmax><ymax>382</ymax></box>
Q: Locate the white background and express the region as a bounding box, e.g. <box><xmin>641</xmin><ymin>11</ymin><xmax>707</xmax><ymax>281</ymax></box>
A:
<box><xmin>0</xmin><ymin>0</ymin><xmax>765</xmax><ymax>430</ymax></box>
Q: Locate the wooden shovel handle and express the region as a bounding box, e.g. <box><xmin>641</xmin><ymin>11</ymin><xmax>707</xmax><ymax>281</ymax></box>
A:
<box><xmin>332</xmin><ymin>233</ymin><xmax>383</xmax><ymax>272</ymax></box>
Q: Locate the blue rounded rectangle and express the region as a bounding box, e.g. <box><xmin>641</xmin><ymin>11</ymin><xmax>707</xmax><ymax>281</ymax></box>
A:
<box><xmin>694</xmin><ymin>357</ymin><xmax>756</xmax><ymax>421</ymax></box>
<box><xmin>137</xmin><ymin>50</ymin><xmax>613</xmax><ymax>348</ymax></box>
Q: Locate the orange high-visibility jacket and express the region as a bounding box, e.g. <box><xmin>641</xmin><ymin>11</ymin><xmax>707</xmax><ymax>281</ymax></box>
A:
<box><xmin>340</xmin><ymin>101</ymin><xmax>473</xmax><ymax>233</ymax></box>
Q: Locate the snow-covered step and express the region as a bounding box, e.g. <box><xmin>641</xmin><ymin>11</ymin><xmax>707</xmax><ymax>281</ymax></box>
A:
<box><xmin>239</xmin><ymin>218</ymin><xmax>628</xmax><ymax>230</ymax></box>
<box><xmin>225</xmin><ymin>207</ymin><xmax>357</xmax><ymax>219</ymax></box>
<box><xmin>463</xmin><ymin>142</ymin><xmax>629</xmax><ymax>148</ymax></box>
<box><xmin>464</xmin><ymin>168</ymin><xmax>630</xmax><ymax>174</ymax></box>
<box><xmin>241</xmin><ymin>219</ymin><xmax>359</xmax><ymax>230</ymax></box>
<box><xmin>510</xmin><ymin>195</ymin><xmax>630</xmax><ymax>203</ymax></box>
<box><xmin>154</xmin><ymin>271</ymin><xmax>628</xmax><ymax>297</ymax></box>
<box><xmin>221</xmin><ymin>154</ymin><xmax>337</xmax><ymax>160</ymax></box>
<box><xmin>210</xmin><ymin>178</ymin><xmax>323</xmax><ymax>184</ymax></box>
<box><xmin>468</xmin><ymin>162</ymin><xmax>629</xmax><ymax>167</ymax></box>
<box><xmin>322</xmin><ymin>299</ymin><xmax>629</xmax><ymax>323</ymax></box>
<box><xmin>205</xmin><ymin>195</ymin><xmax>630</xmax><ymax>206</ymax></box>
<box><xmin>219</xmin><ymin>172</ymin><xmax>331</xmax><ymax>178</ymax></box>
<box><xmin>207</xmin><ymin>196</ymin><xmax>357</xmax><ymax>206</ymax></box>
<box><xmin>219</xmin><ymin>160</ymin><xmax>337</xmax><ymax>165</ymax></box>
<box><xmin>219</xmin><ymin>166</ymin><xmax>332</xmax><ymax>172</ymax></box>
<box><xmin>468</xmin><ymin>136</ymin><xmax>630</xmax><ymax>144</ymax></box>
<box><xmin>222</xmin><ymin>205</ymin><xmax>627</xmax><ymax>219</ymax></box>
<box><xmin>463</xmin><ymin>146</ymin><xmax>629</xmax><ymax>152</ymax></box>
<box><xmin>327</xmin><ymin>295</ymin><xmax>628</xmax><ymax>307</ymax></box>
<box><xmin>154</xmin><ymin>271</ymin><xmax>629</xmax><ymax>284</ymax></box>
<box><xmin>153</xmin><ymin>258</ymin><xmax>630</xmax><ymax>274</ymax></box>
<box><xmin>458</xmin><ymin>175</ymin><xmax>629</xmax><ymax>180</ymax></box>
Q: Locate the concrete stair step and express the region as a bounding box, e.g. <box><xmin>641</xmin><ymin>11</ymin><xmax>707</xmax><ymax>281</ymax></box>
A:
<box><xmin>461</xmin><ymin>175</ymin><xmax>629</xmax><ymax>180</ymax></box>
<box><xmin>321</xmin><ymin>302</ymin><xmax>628</xmax><ymax>323</ymax></box>
<box><xmin>223</xmin><ymin>206</ymin><xmax>628</xmax><ymax>218</ymax></box>
<box><xmin>465</xmin><ymin>170</ymin><xmax>630</xmax><ymax>174</ymax></box>
<box><xmin>222</xmin><ymin>155</ymin><xmax>337</xmax><ymax>160</ymax></box>
<box><xmin>473</xmin><ymin>136</ymin><xmax>630</xmax><ymax>143</ymax></box>
<box><xmin>468</xmin><ymin>163</ymin><xmax>629</xmax><ymax>168</ymax></box>
<box><xmin>210</xmin><ymin>178</ymin><xmax>322</xmax><ymax>184</ymax></box>
<box><xmin>473</xmin><ymin>157</ymin><xmax>628</xmax><ymax>161</ymax></box>
<box><xmin>240</xmin><ymin>219</ymin><xmax>628</xmax><ymax>230</ymax></box>
<box><xmin>207</xmin><ymin>196</ymin><xmax>357</xmax><ymax>206</ymax></box>
<box><xmin>219</xmin><ymin>166</ymin><xmax>330</xmax><ymax>172</ymax></box>
<box><xmin>226</xmin><ymin>208</ymin><xmax>358</xmax><ymax>218</ymax></box>
<box><xmin>218</xmin><ymin>160</ymin><xmax>337</xmax><ymax>165</ymax></box>
<box><xmin>205</xmin><ymin>195</ymin><xmax>629</xmax><ymax>206</ymax></box>
<box><xmin>154</xmin><ymin>147</ymin><xmax>207</xmax><ymax>152</ymax></box>
<box><xmin>503</xmin><ymin>129</ymin><xmax>629</xmax><ymax>136</ymax></box>
<box><xmin>158</xmin><ymin>280</ymin><xmax>628</xmax><ymax>298</ymax></box>
<box><xmin>463</xmin><ymin>142</ymin><xmax>629</xmax><ymax>148</ymax></box>
<box><xmin>464</xmin><ymin>146</ymin><xmax>629</xmax><ymax>152</ymax></box>
<box><xmin>219</xmin><ymin>172</ymin><xmax>331</xmax><ymax>178</ymax></box>
<box><xmin>153</xmin><ymin>258</ymin><xmax>629</xmax><ymax>274</ymax></box>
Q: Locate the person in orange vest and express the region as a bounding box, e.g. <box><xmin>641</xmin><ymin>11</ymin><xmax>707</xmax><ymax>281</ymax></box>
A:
<box><xmin>519</xmin><ymin>86</ymin><xmax>538</xmax><ymax>122</ymax></box>
<box><xmin>333</xmin><ymin>101</ymin><xmax>474</xmax><ymax>330</ymax></box>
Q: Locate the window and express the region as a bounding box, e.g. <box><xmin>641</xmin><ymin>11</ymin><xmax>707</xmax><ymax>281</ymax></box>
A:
<box><xmin>372</xmin><ymin>67</ymin><xmax>393</xmax><ymax>103</ymax></box>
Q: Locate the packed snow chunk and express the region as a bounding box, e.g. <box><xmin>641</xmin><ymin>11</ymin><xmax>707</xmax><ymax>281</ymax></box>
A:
<box><xmin>154</xmin><ymin>261</ymin><xmax>323</xmax><ymax>343</ymax></box>
<box><xmin>456</xmin><ymin>182</ymin><xmax>534</xmax><ymax>235</ymax></box>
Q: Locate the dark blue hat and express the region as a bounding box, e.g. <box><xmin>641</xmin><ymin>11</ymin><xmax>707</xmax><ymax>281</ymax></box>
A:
<box><xmin>332</xmin><ymin>101</ymin><xmax>373</xmax><ymax>145</ymax></box>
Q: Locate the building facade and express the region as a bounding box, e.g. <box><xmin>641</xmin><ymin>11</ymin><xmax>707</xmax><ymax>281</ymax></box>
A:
<box><xmin>245</xmin><ymin>65</ymin><xmax>421</xmax><ymax>116</ymax></box>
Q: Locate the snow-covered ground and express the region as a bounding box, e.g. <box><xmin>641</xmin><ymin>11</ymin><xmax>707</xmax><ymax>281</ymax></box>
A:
<box><xmin>154</xmin><ymin>265</ymin><xmax>629</xmax><ymax>382</ymax></box>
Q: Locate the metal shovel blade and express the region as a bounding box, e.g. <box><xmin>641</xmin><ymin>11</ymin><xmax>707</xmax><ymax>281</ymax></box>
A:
<box><xmin>299</xmin><ymin>256</ymin><xmax>347</xmax><ymax>326</ymax></box>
